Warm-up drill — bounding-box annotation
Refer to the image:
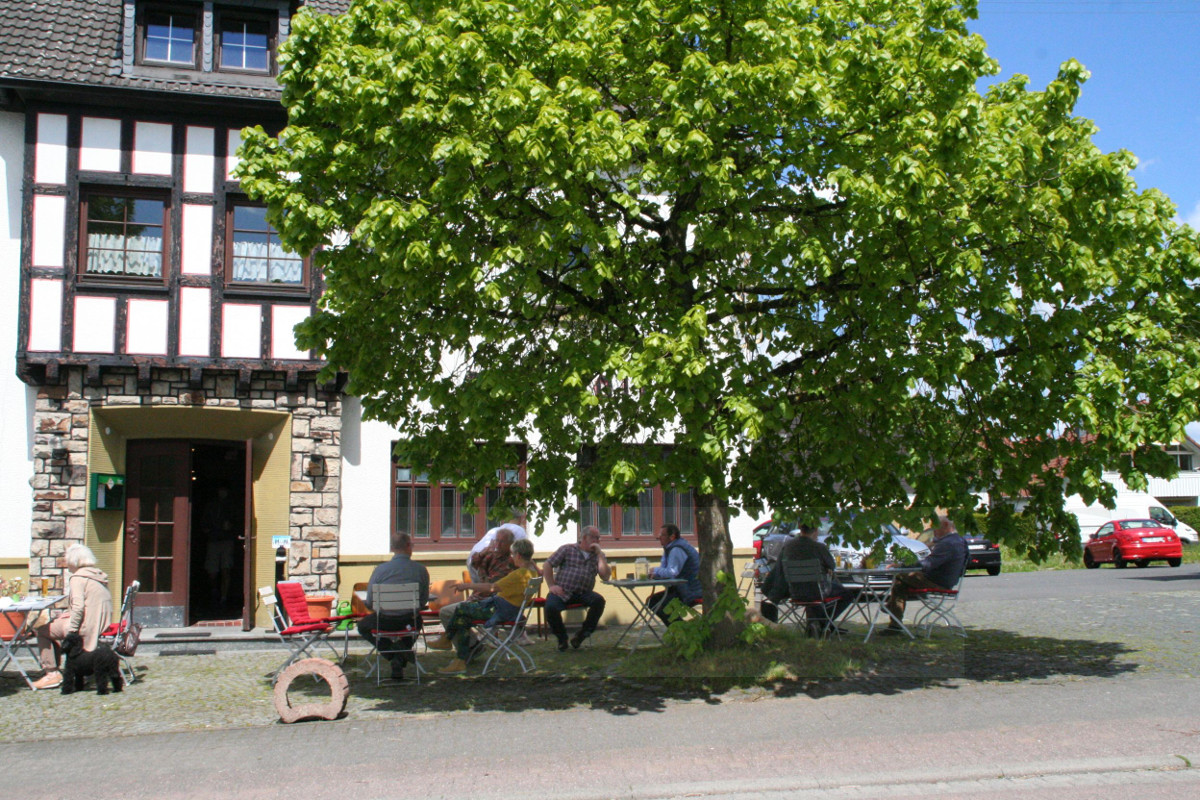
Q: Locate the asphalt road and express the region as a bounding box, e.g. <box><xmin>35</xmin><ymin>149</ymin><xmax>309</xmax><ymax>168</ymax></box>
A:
<box><xmin>4</xmin><ymin>565</ymin><xmax>1199</xmax><ymax>800</ymax></box>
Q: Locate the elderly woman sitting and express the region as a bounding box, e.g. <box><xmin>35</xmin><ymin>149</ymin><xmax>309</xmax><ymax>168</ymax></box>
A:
<box><xmin>429</xmin><ymin>538</ymin><xmax>538</xmax><ymax>674</ymax></box>
<box><xmin>30</xmin><ymin>544</ymin><xmax>114</xmax><ymax>690</ymax></box>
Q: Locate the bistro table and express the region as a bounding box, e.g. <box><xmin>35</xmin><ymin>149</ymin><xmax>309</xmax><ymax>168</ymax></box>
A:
<box><xmin>835</xmin><ymin>566</ymin><xmax>922</xmax><ymax>641</ymax></box>
<box><xmin>0</xmin><ymin>594</ymin><xmax>66</xmax><ymax>689</ymax></box>
<box><xmin>605</xmin><ymin>577</ymin><xmax>686</xmax><ymax>650</ymax></box>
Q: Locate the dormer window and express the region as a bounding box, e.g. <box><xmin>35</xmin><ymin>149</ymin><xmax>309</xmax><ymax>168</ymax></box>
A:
<box><xmin>218</xmin><ymin>12</ymin><xmax>275</xmax><ymax>74</ymax></box>
<box><xmin>139</xmin><ymin>7</ymin><xmax>199</xmax><ymax>68</ymax></box>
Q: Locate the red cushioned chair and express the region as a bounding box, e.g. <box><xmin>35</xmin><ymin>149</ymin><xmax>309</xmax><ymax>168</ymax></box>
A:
<box><xmin>465</xmin><ymin>577</ymin><xmax>542</xmax><ymax>675</ymax></box>
<box><xmin>779</xmin><ymin>559</ymin><xmax>847</xmax><ymax>638</ymax></box>
<box><xmin>908</xmin><ymin>574</ymin><xmax>966</xmax><ymax>638</ymax></box>
<box><xmin>364</xmin><ymin>582</ymin><xmax>428</xmax><ymax>685</ymax></box>
<box><xmin>260</xmin><ymin>583</ymin><xmax>345</xmax><ymax>682</ymax></box>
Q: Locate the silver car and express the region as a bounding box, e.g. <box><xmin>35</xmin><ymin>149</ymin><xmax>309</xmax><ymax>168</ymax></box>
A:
<box><xmin>751</xmin><ymin>518</ymin><xmax>931</xmax><ymax>585</ymax></box>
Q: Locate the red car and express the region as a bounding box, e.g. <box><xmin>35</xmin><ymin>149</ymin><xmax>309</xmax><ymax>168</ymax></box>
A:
<box><xmin>1083</xmin><ymin>519</ymin><xmax>1183</xmax><ymax>569</ymax></box>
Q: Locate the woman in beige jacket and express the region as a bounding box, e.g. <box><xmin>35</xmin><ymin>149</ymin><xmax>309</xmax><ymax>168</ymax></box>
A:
<box><xmin>30</xmin><ymin>544</ymin><xmax>113</xmax><ymax>690</ymax></box>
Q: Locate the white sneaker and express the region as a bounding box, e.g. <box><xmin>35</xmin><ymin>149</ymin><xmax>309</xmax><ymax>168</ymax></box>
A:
<box><xmin>31</xmin><ymin>671</ymin><xmax>62</xmax><ymax>690</ymax></box>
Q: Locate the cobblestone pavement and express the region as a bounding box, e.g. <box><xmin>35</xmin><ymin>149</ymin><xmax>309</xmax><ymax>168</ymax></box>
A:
<box><xmin>3</xmin><ymin>567</ymin><xmax>1197</xmax><ymax>743</ymax></box>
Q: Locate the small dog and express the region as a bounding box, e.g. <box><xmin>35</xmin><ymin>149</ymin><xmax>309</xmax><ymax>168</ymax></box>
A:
<box><xmin>60</xmin><ymin>631</ymin><xmax>124</xmax><ymax>695</ymax></box>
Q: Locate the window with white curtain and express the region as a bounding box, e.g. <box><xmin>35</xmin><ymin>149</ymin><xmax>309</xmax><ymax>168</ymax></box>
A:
<box><xmin>226</xmin><ymin>202</ymin><xmax>304</xmax><ymax>286</ymax></box>
<box><xmin>81</xmin><ymin>191</ymin><xmax>167</xmax><ymax>279</ymax></box>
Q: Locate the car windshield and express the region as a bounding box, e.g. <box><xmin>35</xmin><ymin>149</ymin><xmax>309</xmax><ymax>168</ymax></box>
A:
<box><xmin>1121</xmin><ymin>520</ymin><xmax>1160</xmax><ymax>529</ymax></box>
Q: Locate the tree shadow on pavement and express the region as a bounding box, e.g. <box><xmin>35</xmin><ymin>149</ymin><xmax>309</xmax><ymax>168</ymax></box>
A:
<box><xmin>325</xmin><ymin>629</ymin><xmax>1140</xmax><ymax>719</ymax></box>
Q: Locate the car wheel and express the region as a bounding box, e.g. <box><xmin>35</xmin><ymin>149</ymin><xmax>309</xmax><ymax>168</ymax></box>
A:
<box><xmin>987</xmin><ymin>565</ymin><xmax>1001</xmax><ymax>576</ymax></box>
<box><xmin>1084</xmin><ymin>550</ymin><xmax>1099</xmax><ymax>569</ymax></box>
<box><xmin>1135</xmin><ymin>559</ymin><xmax>1149</xmax><ymax>568</ymax></box>
<box><xmin>1168</xmin><ymin>557</ymin><xmax>1182</xmax><ymax>567</ymax></box>
<box><xmin>1113</xmin><ymin>549</ymin><xmax>1126</xmax><ymax>569</ymax></box>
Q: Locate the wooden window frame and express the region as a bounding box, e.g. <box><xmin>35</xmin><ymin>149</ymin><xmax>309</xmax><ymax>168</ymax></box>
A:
<box><xmin>77</xmin><ymin>187</ymin><xmax>171</xmax><ymax>286</ymax></box>
<box><xmin>137</xmin><ymin>4</ymin><xmax>201</xmax><ymax>69</ymax></box>
<box><xmin>390</xmin><ymin>452</ymin><xmax>527</xmax><ymax>551</ymax></box>
<box><xmin>215</xmin><ymin>9</ymin><xmax>276</xmax><ymax>76</ymax></box>
<box><xmin>223</xmin><ymin>199</ymin><xmax>309</xmax><ymax>292</ymax></box>
<box><xmin>579</xmin><ymin>485</ymin><xmax>697</xmax><ymax>546</ymax></box>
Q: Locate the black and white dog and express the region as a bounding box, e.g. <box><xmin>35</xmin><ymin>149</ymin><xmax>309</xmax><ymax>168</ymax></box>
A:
<box><xmin>60</xmin><ymin>631</ymin><xmax>124</xmax><ymax>695</ymax></box>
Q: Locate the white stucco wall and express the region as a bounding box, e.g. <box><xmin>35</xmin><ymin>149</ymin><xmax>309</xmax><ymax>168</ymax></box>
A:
<box><xmin>0</xmin><ymin>110</ymin><xmax>35</xmax><ymax>559</ymax></box>
<box><xmin>337</xmin><ymin>395</ymin><xmax>759</xmax><ymax>556</ymax></box>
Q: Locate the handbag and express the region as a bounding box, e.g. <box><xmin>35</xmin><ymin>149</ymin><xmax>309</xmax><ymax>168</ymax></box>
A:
<box><xmin>116</xmin><ymin>621</ymin><xmax>144</xmax><ymax>656</ymax></box>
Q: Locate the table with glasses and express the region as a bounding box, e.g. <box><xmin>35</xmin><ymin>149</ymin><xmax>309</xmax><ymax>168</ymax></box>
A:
<box><xmin>835</xmin><ymin>567</ymin><xmax>922</xmax><ymax>641</ymax></box>
<box><xmin>0</xmin><ymin>594</ymin><xmax>66</xmax><ymax>689</ymax></box>
<box><xmin>605</xmin><ymin>577</ymin><xmax>687</xmax><ymax>650</ymax></box>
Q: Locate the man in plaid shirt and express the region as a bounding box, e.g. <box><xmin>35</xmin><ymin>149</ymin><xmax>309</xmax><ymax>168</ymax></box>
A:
<box><xmin>543</xmin><ymin>526</ymin><xmax>612</xmax><ymax>651</ymax></box>
<box><xmin>437</xmin><ymin>527</ymin><xmax>516</xmax><ymax>633</ymax></box>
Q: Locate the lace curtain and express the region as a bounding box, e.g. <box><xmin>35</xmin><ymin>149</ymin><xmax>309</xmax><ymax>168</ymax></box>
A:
<box><xmin>231</xmin><ymin>240</ymin><xmax>303</xmax><ymax>283</ymax></box>
<box><xmin>86</xmin><ymin>232</ymin><xmax>163</xmax><ymax>277</ymax></box>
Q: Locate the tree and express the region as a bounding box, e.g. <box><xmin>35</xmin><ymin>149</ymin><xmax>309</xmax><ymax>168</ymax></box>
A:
<box><xmin>240</xmin><ymin>0</ymin><xmax>1200</xmax><ymax>632</ymax></box>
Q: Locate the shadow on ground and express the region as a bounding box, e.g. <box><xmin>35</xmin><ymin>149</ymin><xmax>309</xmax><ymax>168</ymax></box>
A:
<box><xmin>281</xmin><ymin>629</ymin><xmax>1139</xmax><ymax>720</ymax></box>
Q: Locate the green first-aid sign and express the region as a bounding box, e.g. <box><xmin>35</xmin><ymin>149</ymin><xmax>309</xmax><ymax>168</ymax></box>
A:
<box><xmin>89</xmin><ymin>473</ymin><xmax>125</xmax><ymax>511</ymax></box>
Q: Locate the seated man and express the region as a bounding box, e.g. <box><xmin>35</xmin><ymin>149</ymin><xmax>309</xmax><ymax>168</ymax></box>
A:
<box><xmin>542</xmin><ymin>526</ymin><xmax>611</xmax><ymax>651</ymax></box>
<box><xmin>432</xmin><ymin>538</ymin><xmax>539</xmax><ymax>673</ymax></box>
<box><xmin>759</xmin><ymin>522</ymin><xmax>856</xmax><ymax>632</ymax></box>
<box><xmin>646</xmin><ymin>523</ymin><xmax>702</xmax><ymax>624</ymax></box>
<box><xmin>882</xmin><ymin>515</ymin><xmax>967</xmax><ymax>633</ymax></box>
<box><xmin>357</xmin><ymin>530</ymin><xmax>430</xmax><ymax>680</ymax></box>
<box><xmin>438</xmin><ymin>526</ymin><xmax>516</xmax><ymax>634</ymax></box>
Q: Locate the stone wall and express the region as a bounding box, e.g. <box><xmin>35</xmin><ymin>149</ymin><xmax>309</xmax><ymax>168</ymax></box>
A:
<box><xmin>29</xmin><ymin>366</ymin><xmax>343</xmax><ymax>594</ymax></box>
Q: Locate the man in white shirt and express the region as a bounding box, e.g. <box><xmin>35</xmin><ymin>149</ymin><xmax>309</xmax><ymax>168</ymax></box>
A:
<box><xmin>467</xmin><ymin>520</ymin><xmax>527</xmax><ymax>580</ymax></box>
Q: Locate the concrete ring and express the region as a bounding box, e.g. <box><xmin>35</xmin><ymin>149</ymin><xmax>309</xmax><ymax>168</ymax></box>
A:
<box><xmin>273</xmin><ymin>658</ymin><xmax>350</xmax><ymax>723</ymax></box>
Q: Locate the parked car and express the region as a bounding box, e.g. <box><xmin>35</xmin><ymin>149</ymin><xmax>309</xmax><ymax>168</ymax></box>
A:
<box><xmin>751</xmin><ymin>518</ymin><xmax>931</xmax><ymax>586</ymax></box>
<box><xmin>1082</xmin><ymin>518</ymin><xmax>1183</xmax><ymax>569</ymax></box>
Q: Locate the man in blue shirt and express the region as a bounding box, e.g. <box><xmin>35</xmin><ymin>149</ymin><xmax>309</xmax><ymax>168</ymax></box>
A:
<box><xmin>883</xmin><ymin>515</ymin><xmax>967</xmax><ymax>633</ymax></box>
<box><xmin>646</xmin><ymin>523</ymin><xmax>703</xmax><ymax>624</ymax></box>
<box><xmin>357</xmin><ymin>530</ymin><xmax>430</xmax><ymax>680</ymax></box>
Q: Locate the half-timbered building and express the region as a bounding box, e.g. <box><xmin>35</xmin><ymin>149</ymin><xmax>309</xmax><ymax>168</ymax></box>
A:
<box><xmin>1</xmin><ymin>0</ymin><xmax>760</xmax><ymax>631</ymax></box>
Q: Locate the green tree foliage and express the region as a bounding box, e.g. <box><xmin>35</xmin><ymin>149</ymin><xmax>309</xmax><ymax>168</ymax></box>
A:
<box><xmin>239</xmin><ymin>0</ymin><xmax>1200</xmax><ymax>613</ymax></box>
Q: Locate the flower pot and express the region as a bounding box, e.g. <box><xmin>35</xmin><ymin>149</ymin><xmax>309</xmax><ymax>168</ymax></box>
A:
<box><xmin>305</xmin><ymin>595</ymin><xmax>336</xmax><ymax>620</ymax></box>
<box><xmin>0</xmin><ymin>610</ymin><xmax>26</xmax><ymax>642</ymax></box>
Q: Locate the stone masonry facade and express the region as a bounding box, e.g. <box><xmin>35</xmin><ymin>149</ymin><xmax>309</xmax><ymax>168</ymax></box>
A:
<box><xmin>29</xmin><ymin>366</ymin><xmax>342</xmax><ymax>595</ymax></box>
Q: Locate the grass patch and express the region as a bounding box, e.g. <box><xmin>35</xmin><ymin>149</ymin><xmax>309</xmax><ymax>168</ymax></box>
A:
<box><xmin>995</xmin><ymin>544</ymin><xmax>1082</xmax><ymax>573</ymax></box>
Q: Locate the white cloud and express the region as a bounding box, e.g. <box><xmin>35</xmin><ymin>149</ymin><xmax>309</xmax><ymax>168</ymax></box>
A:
<box><xmin>1133</xmin><ymin>157</ymin><xmax>1158</xmax><ymax>174</ymax></box>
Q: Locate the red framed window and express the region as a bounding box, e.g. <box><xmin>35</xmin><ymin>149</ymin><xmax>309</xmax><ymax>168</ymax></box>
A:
<box><xmin>225</xmin><ymin>201</ymin><xmax>307</xmax><ymax>288</ymax></box>
<box><xmin>579</xmin><ymin>486</ymin><xmax>696</xmax><ymax>544</ymax></box>
<box><xmin>79</xmin><ymin>189</ymin><xmax>169</xmax><ymax>282</ymax></box>
<box><xmin>391</xmin><ymin>460</ymin><xmax>525</xmax><ymax>549</ymax></box>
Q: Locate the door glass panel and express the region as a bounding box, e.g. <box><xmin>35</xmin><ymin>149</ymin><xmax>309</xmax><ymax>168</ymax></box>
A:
<box><xmin>139</xmin><ymin>526</ymin><xmax>156</xmax><ymax>557</ymax></box>
<box><xmin>155</xmin><ymin>562</ymin><xmax>172</xmax><ymax>592</ymax></box>
<box><xmin>138</xmin><ymin>560</ymin><xmax>154</xmax><ymax>588</ymax></box>
<box><xmin>157</xmin><ymin>526</ymin><xmax>173</xmax><ymax>556</ymax></box>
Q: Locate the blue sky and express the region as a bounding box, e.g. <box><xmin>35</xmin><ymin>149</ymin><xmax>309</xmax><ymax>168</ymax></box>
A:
<box><xmin>970</xmin><ymin>0</ymin><xmax>1200</xmax><ymax>226</ymax></box>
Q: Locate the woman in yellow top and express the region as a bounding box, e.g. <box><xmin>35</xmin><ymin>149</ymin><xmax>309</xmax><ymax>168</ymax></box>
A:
<box><xmin>432</xmin><ymin>538</ymin><xmax>537</xmax><ymax>673</ymax></box>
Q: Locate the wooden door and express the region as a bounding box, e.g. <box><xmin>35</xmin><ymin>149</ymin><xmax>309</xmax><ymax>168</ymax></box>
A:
<box><xmin>242</xmin><ymin>437</ymin><xmax>255</xmax><ymax>630</ymax></box>
<box><xmin>124</xmin><ymin>440</ymin><xmax>192</xmax><ymax>612</ymax></box>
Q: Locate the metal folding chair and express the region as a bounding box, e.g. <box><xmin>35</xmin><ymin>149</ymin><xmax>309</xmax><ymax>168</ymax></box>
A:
<box><xmin>468</xmin><ymin>577</ymin><xmax>542</xmax><ymax>675</ymax></box>
<box><xmin>780</xmin><ymin>558</ymin><xmax>845</xmax><ymax>638</ymax></box>
<box><xmin>909</xmin><ymin>573</ymin><xmax>966</xmax><ymax>638</ymax></box>
<box><xmin>365</xmin><ymin>582</ymin><xmax>427</xmax><ymax>685</ymax></box>
<box><xmin>259</xmin><ymin>584</ymin><xmax>337</xmax><ymax>683</ymax></box>
<box><xmin>98</xmin><ymin>580</ymin><xmax>140</xmax><ymax>684</ymax></box>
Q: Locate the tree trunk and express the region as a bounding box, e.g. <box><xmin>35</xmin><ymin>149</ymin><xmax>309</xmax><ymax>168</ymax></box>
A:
<box><xmin>694</xmin><ymin>490</ymin><xmax>744</xmax><ymax>648</ymax></box>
